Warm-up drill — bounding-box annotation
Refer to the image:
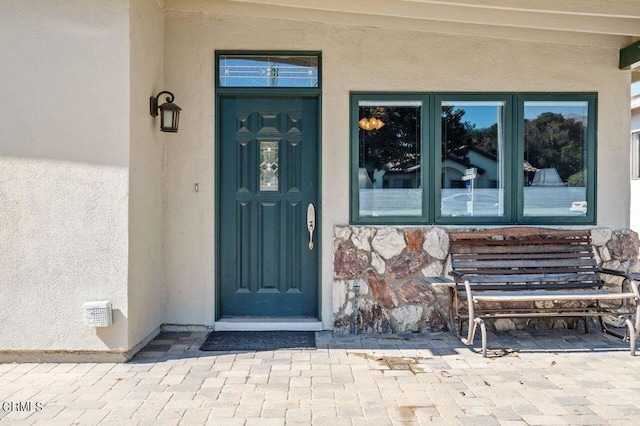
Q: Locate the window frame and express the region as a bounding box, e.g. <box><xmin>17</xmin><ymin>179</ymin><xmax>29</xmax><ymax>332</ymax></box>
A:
<box><xmin>215</xmin><ymin>51</ymin><xmax>321</xmax><ymax>89</ymax></box>
<box><xmin>516</xmin><ymin>93</ymin><xmax>597</xmax><ymax>225</ymax></box>
<box><xmin>350</xmin><ymin>93</ymin><xmax>430</xmax><ymax>224</ymax></box>
<box><xmin>434</xmin><ymin>93</ymin><xmax>515</xmax><ymax>225</ymax></box>
<box><xmin>350</xmin><ymin>92</ymin><xmax>597</xmax><ymax>225</ymax></box>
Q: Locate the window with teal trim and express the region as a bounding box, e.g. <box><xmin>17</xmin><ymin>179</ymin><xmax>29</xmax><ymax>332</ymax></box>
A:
<box><xmin>521</xmin><ymin>100</ymin><xmax>590</xmax><ymax>218</ymax></box>
<box><xmin>437</xmin><ymin>98</ymin><xmax>509</xmax><ymax>221</ymax></box>
<box><xmin>350</xmin><ymin>92</ymin><xmax>597</xmax><ymax>225</ymax></box>
<box><xmin>357</xmin><ymin>100</ymin><xmax>423</xmax><ymax>218</ymax></box>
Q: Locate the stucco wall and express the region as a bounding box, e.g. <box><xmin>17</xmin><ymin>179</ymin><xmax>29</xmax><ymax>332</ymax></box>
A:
<box><xmin>0</xmin><ymin>0</ymin><xmax>131</xmax><ymax>351</ymax></box>
<box><xmin>632</xmin><ymin>107</ymin><xmax>640</xmax><ymax>232</ymax></box>
<box><xmin>163</xmin><ymin>12</ymin><xmax>631</xmax><ymax>330</ymax></box>
<box><xmin>128</xmin><ymin>0</ymin><xmax>165</xmax><ymax>348</ymax></box>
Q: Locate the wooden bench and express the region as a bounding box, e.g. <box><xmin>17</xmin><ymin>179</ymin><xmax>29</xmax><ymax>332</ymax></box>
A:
<box><xmin>424</xmin><ymin>227</ymin><xmax>640</xmax><ymax>356</ymax></box>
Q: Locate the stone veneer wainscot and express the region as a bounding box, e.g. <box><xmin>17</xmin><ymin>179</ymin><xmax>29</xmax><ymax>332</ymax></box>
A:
<box><xmin>333</xmin><ymin>226</ymin><xmax>640</xmax><ymax>334</ymax></box>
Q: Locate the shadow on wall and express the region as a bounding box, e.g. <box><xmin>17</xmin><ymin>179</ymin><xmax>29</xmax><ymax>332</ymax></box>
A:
<box><xmin>95</xmin><ymin>308</ymin><xmax>128</xmax><ymax>350</ymax></box>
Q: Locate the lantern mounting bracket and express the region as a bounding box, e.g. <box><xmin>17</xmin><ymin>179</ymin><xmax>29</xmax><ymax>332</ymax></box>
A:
<box><xmin>150</xmin><ymin>91</ymin><xmax>175</xmax><ymax>117</ymax></box>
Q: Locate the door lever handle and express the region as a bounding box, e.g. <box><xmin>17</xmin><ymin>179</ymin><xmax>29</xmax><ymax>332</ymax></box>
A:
<box><xmin>307</xmin><ymin>203</ymin><xmax>316</xmax><ymax>250</ymax></box>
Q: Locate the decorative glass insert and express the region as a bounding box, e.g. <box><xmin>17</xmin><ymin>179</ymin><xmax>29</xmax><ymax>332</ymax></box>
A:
<box><xmin>358</xmin><ymin>100</ymin><xmax>422</xmax><ymax>217</ymax></box>
<box><xmin>260</xmin><ymin>141</ymin><xmax>279</xmax><ymax>191</ymax></box>
<box><xmin>219</xmin><ymin>54</ymin><xmax>319</xmax><ymax>88</ymax></box>
<box><xmin>440</xmin><ymin>100</ymin><xmax>506</xmax><ymax>218</ymax></box>
<box><xmin>522</xmin><ymin>101</ymin><xmax>589</xmax><ymax>217</ymax></box>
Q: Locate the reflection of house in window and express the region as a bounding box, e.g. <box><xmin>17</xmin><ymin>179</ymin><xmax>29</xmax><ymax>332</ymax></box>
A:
<box><xmin>530</xmin><ymin>168</ymin><xmax>566</xmax><ymax>186</ymax></box>
<box><xmin>384</xmin><ymin>163</ymin><xmax>420</xmax><ymax>188</ymax></box>
<box><xmin>449</xmin><ymin>179</ymin><xmax>466</xmax><ymax>189</ymax></box>
<box><xmin>441</xmin><ymin>146</ymin><xmax>496</xmax><ymax>189</ymax></box>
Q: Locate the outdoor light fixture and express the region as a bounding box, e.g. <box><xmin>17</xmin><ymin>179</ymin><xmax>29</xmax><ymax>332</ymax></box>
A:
<box><xmin>150</xmin><ymin>91</ymin><xmax>181</xmax><ymax>133</ymax></box>
<box><xmin>358</xmin><ymin>117</ymin><xmax>385</xmax><ymax>131</ymax></box>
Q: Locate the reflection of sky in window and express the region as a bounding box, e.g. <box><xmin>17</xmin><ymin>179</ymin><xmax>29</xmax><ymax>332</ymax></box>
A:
<box><xmin>219</xmin><ymin>56</ymin><xmax>318</xmax><ymax>87</ymax></box>
<box><xmin>451</xmin><ymin>106</ymin><xmax>499</xmax><ymax>129</ymax></box>
<box><xmin>633</xmin><ymin>81</ymin><xmax>640</xmax><ymax>97</ymax></box>
<box><xmin>446</xmin><ymin>101</ymin><xmax>588</xmax><ymax>128</ymax></box>
<box><xmin>524</xmin><ymin>102</ymin><xmax>588</xmax><ymax>125</ymax></box>
<box><xmin>445</xmin><ymin>102</ymin><xmax>504</xmax><ymax>129</ymax></box>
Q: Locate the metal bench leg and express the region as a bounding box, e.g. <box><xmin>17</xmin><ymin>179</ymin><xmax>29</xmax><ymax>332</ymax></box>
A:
<box><xmin>627</xmin><ymin>301</ymin><xmax>640</xmax><ymax>356</ymax></box>
<box><xmin>461</xmin><ymin>318</ymin><xmax>487</xmax><ymax>356</ymax></box>
<box><xmin>461</xmin><ymin>318</ymin><xmax>477</xmax><ymax>347</ymax></box>
<box><xmin>478</xmin><ymin>318</ymin><xmax>487</xmax><ymax>357</ymax></box>
<box><xmin>448</xmin><ymin>288</ymin><xmax>456</xmax><ymax>334</ymax></box>
<box><xmin>625</xmin><ymin>318</ymin><xmax>636</xmax><ymax>356</ymax></box>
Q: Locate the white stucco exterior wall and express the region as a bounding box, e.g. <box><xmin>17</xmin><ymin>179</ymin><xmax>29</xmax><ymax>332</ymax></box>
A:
<box><xmin>162</xmin><ymin>11</ymin><xmax>631</xmax><ymax>329</ymax></box>
<box><xmin>128</xmin><ymin>0</ymin><xmax>165</xmax><ymax>349</ymax></box>
<box><xmin>631</xmin><ymin>107</ymin><xmax>640</xmax><ymax>232</ymax></box>
<box><xmin>0</xmin><ymin>0</ymin><xmax>131</xmax><ymax>351</ymax></box>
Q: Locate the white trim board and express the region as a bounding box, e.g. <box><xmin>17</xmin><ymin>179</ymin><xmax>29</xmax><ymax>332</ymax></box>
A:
<box><xmin>215</xmin><ymin>318</ymin><xmax>324</xmax><ymax>331</ymax></box>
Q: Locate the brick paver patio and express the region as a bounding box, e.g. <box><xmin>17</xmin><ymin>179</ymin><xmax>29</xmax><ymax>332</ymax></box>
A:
<box><xmin>1</xmin><ymin>330</ymin><xmax>640</xmax><ymax>425</ymax></box>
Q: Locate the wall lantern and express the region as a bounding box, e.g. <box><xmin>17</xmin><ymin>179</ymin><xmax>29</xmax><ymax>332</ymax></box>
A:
<box><xmin>150</xmin><ymin>91</ymin><xmax>181</xmax><ymax>133</ymax></box>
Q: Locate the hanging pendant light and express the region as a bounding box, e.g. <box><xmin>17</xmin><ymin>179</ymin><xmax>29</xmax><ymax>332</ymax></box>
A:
<box><xmin>358</xmin><ymin>116</ymin><xmax>385</xmax><ymax>131</ymax></box>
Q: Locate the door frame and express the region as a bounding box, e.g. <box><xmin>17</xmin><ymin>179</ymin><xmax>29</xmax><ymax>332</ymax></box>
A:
<box><xmin>214</xmin><ymin>85</ymin><xmax>322</xmax><ymax>322</ymax></box>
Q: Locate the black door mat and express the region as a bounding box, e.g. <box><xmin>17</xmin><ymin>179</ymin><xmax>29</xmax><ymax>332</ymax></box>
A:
<box><xmin>200</xmin><ymin>331</ymin><xmax>316</xmax><ymax>352</ymax></box>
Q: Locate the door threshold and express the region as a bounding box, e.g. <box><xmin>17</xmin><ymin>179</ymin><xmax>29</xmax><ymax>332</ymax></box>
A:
<box><xmin>215</xmin><ymin>318</ymin><xmax>323</xmax><ymax>332</ymax></box>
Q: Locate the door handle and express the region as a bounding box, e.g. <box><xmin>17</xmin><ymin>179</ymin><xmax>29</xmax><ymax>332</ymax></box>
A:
<box><xmin>307</xmin><ymin>203</ymin><xmax>316</xmax><ymax>250</ymax></box>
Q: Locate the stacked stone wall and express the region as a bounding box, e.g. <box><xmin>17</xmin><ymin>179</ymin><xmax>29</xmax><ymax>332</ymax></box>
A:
<box><xmin>333</xmin><ymin>226</ymin><xmax>640</xmax><ymax>334</ymax></box>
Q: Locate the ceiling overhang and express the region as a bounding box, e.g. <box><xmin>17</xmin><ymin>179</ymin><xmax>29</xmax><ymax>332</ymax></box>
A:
<box><xmin>166</xmin><ymin>0</ymin><xmax>640</xmax><ymax>49</ymax></box>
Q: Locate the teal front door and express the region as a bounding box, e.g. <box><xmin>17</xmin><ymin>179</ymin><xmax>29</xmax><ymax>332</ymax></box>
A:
<box><xmin>218</xmin><ymin>96</ymin><xmax>319</xmax><ymax>317</ymax></box>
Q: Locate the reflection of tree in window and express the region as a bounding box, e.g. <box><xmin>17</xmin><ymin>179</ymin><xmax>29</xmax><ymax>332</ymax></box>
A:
<box><xmin>442</xmin><ymin>106</ymin><xmax>500</xmax><ymax>157</ymax></box>
<box><xmin>524</xmin><ymin>112</ymin><xmax>585</xmax><ymax>187</ymax></box>
<box><xmin>359</xmin><ymin>106</ymin><xmax>421</xmax><ymax>189</ymax></box>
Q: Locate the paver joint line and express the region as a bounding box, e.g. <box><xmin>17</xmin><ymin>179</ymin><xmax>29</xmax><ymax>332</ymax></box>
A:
<box><xmin>2</xmin><ymin>330</ymin><xmax>640</xmax><ymax>425</ymax></box>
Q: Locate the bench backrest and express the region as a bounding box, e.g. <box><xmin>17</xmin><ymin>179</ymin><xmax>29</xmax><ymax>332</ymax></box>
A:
<box><xmin>449</xmin><ymin>227</ymin><xmax>601</xmax><ymax>291</ymax></box>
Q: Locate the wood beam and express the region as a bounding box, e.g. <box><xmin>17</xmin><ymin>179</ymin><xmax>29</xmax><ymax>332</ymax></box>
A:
<box><xmin>620</xmin><ymin>40</ymin><xmax>640</xmax><ymax>70</ymax></box>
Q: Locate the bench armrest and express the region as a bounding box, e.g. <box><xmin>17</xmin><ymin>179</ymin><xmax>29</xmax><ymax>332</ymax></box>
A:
<box><xmin>449</xmin><ymin>270</ymin><xmax>465</xmax><ymax>280</ymax></box>
<box><xmin>599</xmin><ymin>268</ymin><xmax>640</xmax><ymax>298</ymax></box>
<box><xmin>423</xmin><ymin>276</ymin><xmax>455</xmax><ymax>289</ymax></box>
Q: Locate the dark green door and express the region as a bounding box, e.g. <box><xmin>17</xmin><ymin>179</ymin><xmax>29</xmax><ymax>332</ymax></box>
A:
<box><xmin>219</xmin><ymin>96</ymin><xmax>319</xmax><ymax>317</ymax></box>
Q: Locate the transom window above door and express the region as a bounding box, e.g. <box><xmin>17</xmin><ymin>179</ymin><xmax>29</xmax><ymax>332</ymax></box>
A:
<box><xmin>350</xmin><ymin>92</ymin><xmax>597</xmax><ymax>225</ymax></box>
<box><xmin>217</xmin><ymin>52</ymin><xmax>320</xmax><ymax>88</ymax></box>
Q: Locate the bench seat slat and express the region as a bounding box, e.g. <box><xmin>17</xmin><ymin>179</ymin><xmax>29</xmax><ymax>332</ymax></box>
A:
<box><xmin>453</xmin><ymin>259</ymin><xmax>597</xmax><ymax>269</ymax></box>
<box><xmin>471</xmin><ymin>290</ymin><xmax>637</xmax><ymax>303</ymax></box>
<box><xmin>460</xmin><ymin>283</ymin><xmax>602</xmax><ymax>292</ymax></box>
<box><xmin>452</xmin><ymin>252</ymin><xmax>595</xmax><ymax>261</ymax></box>
<box><xmin>451</xmin><ymin>245</ymin><xmax>593</xmax><ymax>255</ymax></box>
<box><xmin>455</xmin><ymin>270</ymin><xmax>599</xmax><ymax>277</ymax></box>
<box><xmin>452</xmin><ymin>272</ymin><xmax>600</xmax><ymax>283</ymax></box>
<box><xmin>457</xmin><ymin>310</ymin><xmax>625</xmax><ymax>319</ymax></box>
<box><xmin>449</xmin><ymin>227</ymin><xmax>590</xmax><ymax>240</ymax></box>
<box><xmin>452</xmin><ymin>238</ymin><xmax>589</xmax><ymax>246</ymax></box>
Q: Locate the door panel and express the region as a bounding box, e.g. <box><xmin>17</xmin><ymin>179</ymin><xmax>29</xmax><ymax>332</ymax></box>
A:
<box><xmin>219</xmin><ymin>96</ymin><xmax>318</xmax><ymax>317</ymax></box>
